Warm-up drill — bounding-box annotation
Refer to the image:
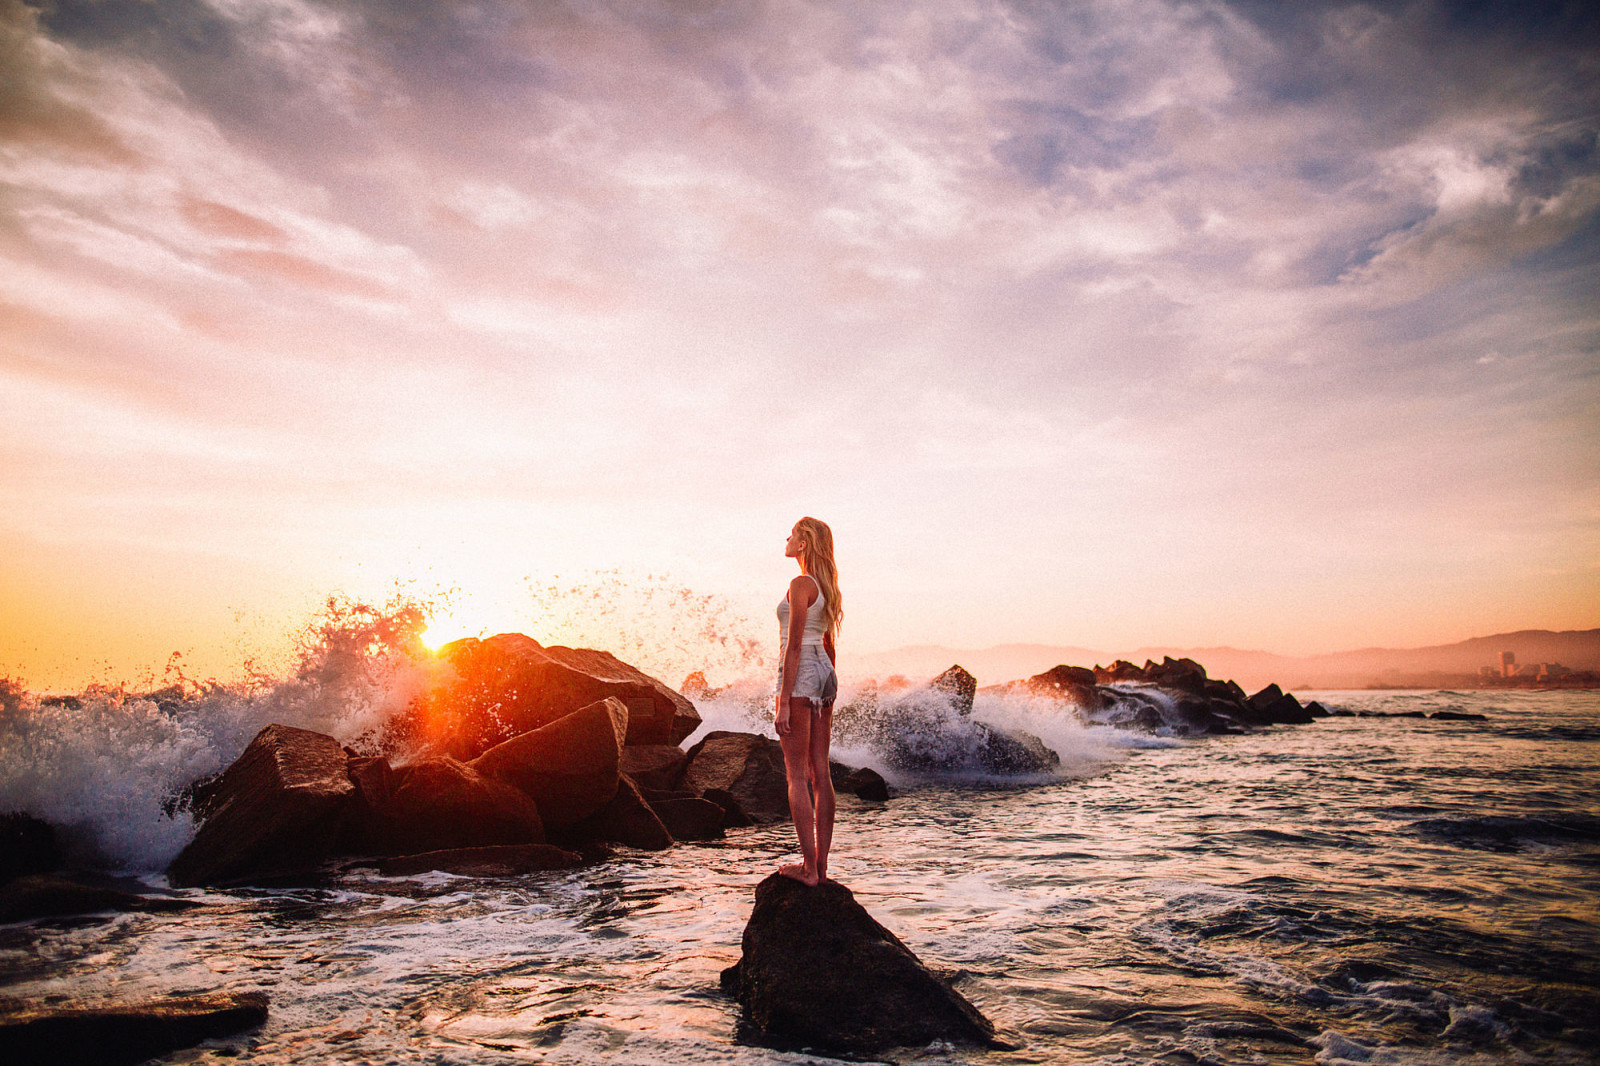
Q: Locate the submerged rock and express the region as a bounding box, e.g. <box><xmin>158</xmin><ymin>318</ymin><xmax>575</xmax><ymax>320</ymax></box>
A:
<box><xmin>0</xmin><ymin>992</ymin><xmax>268</xmax><ymax>1066</ymax></box>
<box><xmin>0</xmin><ymin>875</ymin><xmax>199</xmax><ymax>924</ymax></box>
<box><xmin>470</xmin><ymin>698</ymin><xmax>628</xmax><ymax>825</ymax></box>
<box><xmin>371</xmin><ymin>844</ymin><xmax>583</xmax><ymax>877</ymax></box>
<box><xmin>722</xmin><ymin>873</ymin><xmax>1005</xmax><ymax>1053</ymax></box>
<box><xmin>425</xmin><ymin>634</ymin><xmax>701</xmax><ymax>757</ymax></box>
<box><xmin>167</xmin><ymin>724</ymin><xmax>353</xmax><ymax>888</ymax></box>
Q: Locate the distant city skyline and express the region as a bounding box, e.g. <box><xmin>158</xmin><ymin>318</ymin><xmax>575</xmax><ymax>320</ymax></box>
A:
<box><xmin>2</xmin><ymin>1</ymin><xmax>1597</xmax><ymax>691</ymax></box>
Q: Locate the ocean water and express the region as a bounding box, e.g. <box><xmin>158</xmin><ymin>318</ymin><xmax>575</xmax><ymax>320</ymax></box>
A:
<box><xmin>2</xmin><ymin>685</ymin><xmax>1597</xmax><ymax>1065</ymax></box>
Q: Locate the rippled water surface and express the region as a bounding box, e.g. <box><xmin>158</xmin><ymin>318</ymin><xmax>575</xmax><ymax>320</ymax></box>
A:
<box><xmin>4</xmin><ymin>690</ymin><xmax>1597</xmax><ymax>1064</ymax></box>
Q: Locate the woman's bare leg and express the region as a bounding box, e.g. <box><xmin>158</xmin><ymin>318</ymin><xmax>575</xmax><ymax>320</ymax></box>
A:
<box><xmin>777</xmin><ymin>700</ymin><xmax>820</xmax><ymax>885</ymax></box>
<box><xmin>808</xmin><ymin>703</ymin><xmax>836</xmax><ymax>882</ymax></box>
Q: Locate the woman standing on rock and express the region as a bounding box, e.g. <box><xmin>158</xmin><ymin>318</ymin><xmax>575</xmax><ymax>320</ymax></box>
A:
<box><xmin>775</xmin><ymin>516</ymin><xmax>842</xmax><ymax>886</ymax></box>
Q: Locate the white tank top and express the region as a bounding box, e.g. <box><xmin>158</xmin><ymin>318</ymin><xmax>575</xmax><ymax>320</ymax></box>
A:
<box><xmin>777</xmin><ymin>575</ymin><xmax>829</xmax><ymax>647</ymax></box>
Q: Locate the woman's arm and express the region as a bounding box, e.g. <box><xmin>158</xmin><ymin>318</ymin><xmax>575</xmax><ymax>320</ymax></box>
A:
<box><xmin>823</xmin><ymin>629</ymin><xmax>836</xmax><ymax>667</ymax></box>
<box><xmin>775</xmin><ymin>575</ymin><xmax>816</xmax><ymax>736</ymax></box>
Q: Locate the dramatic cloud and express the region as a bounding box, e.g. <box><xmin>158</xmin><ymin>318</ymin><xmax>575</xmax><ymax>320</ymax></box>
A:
<box><xmin>2</xmin><ymin>0</ymin><xmax>1597</xmax><ymax>686</ymax></box>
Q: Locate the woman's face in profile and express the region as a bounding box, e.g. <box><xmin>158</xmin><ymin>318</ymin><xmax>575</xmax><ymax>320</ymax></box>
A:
<box><xmin>785</xmin><ymin>525</ymin><xmax>803</xmax><ymax>558</ymax></box>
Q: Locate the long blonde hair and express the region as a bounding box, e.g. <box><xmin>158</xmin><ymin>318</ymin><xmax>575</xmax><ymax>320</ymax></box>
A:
<box><xmin>794</xmin><ymin>516</ymin><xmax>843</xmax><ymax>639</ymax></box>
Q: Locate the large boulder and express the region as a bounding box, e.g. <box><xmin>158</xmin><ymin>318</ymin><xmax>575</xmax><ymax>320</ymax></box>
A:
<box><xmin>167</xmin><ymin>724</ymin><xmax>353</xmax><ymax>888</ymax></box>
<box><xmin>352</xmin><ymin>757</ymin><xmax>544</xmax><ymax>856</ymax></box>
<box><xmin>681</xmin><ymin>731</ymin><xmax>791</xmax><ymax>824</ymax></box>
<box><xmin>1024</xmin><ymin>664</ymin><xmax>1102</xmax><ymax>710</ymax></box>
<box><xmin>470</xmin><ymin>699</ymin><xmax>628</xmax><ymax>825</ymax></box>
<box><xmin>561</xmin><ymin>775</ymin><xmax>673</xmax><ymax>850</ymax></box>
<box><xmin>421</xmin><ymin>634</ymin><xmax>701</xmax><ymax>758</ymax></box>
<box><xmin>620</xmin><ymin>744</ymin><xmax>689</xmax><ymax>791</ymax></box>
<box><xmin>0</xmin><ymin>992</ymin><xmax>268</xmax><ymax>1066</ymax></box>
<box><xmin>649</xmin><ymin>797</ymin><xmax>725</xmax><ymax>841</ymax></box>
<box><xmin>722</xmin><ymin>874</ymin><xmax>1005</xmax><ymax>1053</ymax></box>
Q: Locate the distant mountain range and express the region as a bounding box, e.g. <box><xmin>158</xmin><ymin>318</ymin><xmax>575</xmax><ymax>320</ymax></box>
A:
<box><xmin>843</xmin><ymin>629</ymin><xmax>1600</xmax><ymax>691</ymax></box>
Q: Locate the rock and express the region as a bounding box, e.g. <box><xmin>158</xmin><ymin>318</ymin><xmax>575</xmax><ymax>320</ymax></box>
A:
<box><xmin>722</xmin><ymin>874</ymin><xmax>1004</xmax><ymax>1053</ymax></box>
<box><xmin>929</xmin><ymin>664</ymin><xmax>977</xmax><ymax>715</ymax></box>
<box><xmin>0</xmin><ymin>875</ymin><xmax>199</xmax><ymax>924</ymax></box>
<box><xmin>470</xmin><ymin>698</ymin><xmax>628</xmax><ymax>825</ymax></box>
<box><xmin>337</xmin><ymin>753</ymin><xmax>398</xmax><ymax>853</ymax></box>
<box><xmin>1258</xmin><ymin>693</ymin><xmax>1314</xmax><ymax>725</ymax></box>
<box><xmin>620</xmin><ymin>744</ymin><xmax>689</xmax><ymax>792</ymax></box>
<box><xmin>681</xmin><ymin>731</ymin><xmax>791</xmax><ymax>824</ymax></box>
<box><xmin>425</xmin><ymin>633</ymin><xmax>701</xmax><ymax>758</ymax></box>
<box><xmin>1095</xmin><ymin>659</ymin><xmax>1148</xmax><ymax>683</ymax></box>
<box><xmin>1246</xmin><ymin>684</ymin><xmax>1285</xmax><ymax>711</ymax></box>
<box><xmin>1428</xmin><ymin>710</ymin><xmax>1488</xmax><ymax>721</ymax></box>
<box><xmin>0</xmin><ymin>992</ymin><xmax>268</xmax><ymax>1066</ymax></box>
<box><xmin>354</xmin><ymin>757</ymin><xmax>544</xmax><ymax>856</ymax></box>
<box><xmin>1025</xmin><ymin>664</ymin><xmax>1102</xmax><ymax>710</ymax></box>
<box><xmin>649</xmin><ymin>797</ymin><xmax>725</xmax><ymax>841</ymax></box>
<box><xmin>0</xmin><ymin>813</ymin><xmax>62</xmax><ymax>883</ymax></box>
<box><xmin>1305</xmin><ymin>700</ymin><xmax>1331</xmax><ymax>718</ymax></box>
<box><xmin>561</xmin><ymin>775</ymin><xmax>673</xmax><ymax>850</ymax></box>
<box><xmin>167</xmin><ymin>724</ymin><xmax>354</xmax><ymax>888</ymax></box>
<box><xmin>840</xmin><ymin>767</ymin><xmax>889</xmax><ymax>801</ymax></box>
<box><xmin>973</xmin><ymin>723</ymin><xmax>1060</xmax><ymax>773</ymax></box>
<box><xmin>701</xmin><ymin>787</ymin><xmax>753</xmax><ymax>828</ymax></box>
<box><xmin>371</xmin><ymin>844</ymin><xmax>583</xmax><ymax>877</ymax></box>
<box><xmin>829</xmin><ymin>761</ymin><xmax>889</xmax><ymax>800</ymax></box>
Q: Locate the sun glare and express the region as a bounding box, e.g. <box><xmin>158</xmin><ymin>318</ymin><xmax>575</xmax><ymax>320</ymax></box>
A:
<box><xmin>420</xmin><ymin>608</ymin><xmax>498</xmax><ymax>652</ymax></box>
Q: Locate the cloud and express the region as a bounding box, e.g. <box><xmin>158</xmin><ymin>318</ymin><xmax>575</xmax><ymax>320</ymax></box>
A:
<box><xmin>1</xmin><ymin>0</ymin><xmax>1597</xmax><ymax>674</ymax></box>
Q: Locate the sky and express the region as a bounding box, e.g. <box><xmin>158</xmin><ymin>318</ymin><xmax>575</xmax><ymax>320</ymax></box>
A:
<box><xmin>1</xmin><ymin>0</ymin><xmax>1597</xmax><ymax>690</ymax></box>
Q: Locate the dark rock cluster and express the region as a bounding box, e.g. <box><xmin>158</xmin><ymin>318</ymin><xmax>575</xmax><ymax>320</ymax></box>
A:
<box><xmin>158</xmin><ymin>636</ymin><xmax>889</xmax><ymax>888</ymax></box>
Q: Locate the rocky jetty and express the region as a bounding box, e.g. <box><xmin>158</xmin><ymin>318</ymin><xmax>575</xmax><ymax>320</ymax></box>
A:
<box><xmin>722</xmin><ymin>873</ymin><xmax>1006</xmax><ymax>1053</ymax></box>
<box><xmin>0</xmin><ymin>992</ymin><xmax>268</xmax><ymax>1066</ymax></box>
<box><xmin>1013</xmin><ymin>655</ymin><xmax>1330</xmax><ymax>735</ymax></box>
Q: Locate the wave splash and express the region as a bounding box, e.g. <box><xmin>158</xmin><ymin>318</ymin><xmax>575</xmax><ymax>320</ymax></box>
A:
<box><xmin>0</xmin><ymin>588</ymin><xmax>1155</xmax><ymax>872</ymax></box>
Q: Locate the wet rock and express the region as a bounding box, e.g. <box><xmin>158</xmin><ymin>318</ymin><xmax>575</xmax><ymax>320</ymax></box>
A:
<box><xmin>1428</xmin><ymin>710</ymin><xmax>1488</xmax><ymax>721</ymax></box>
<box><xmin>1305</xmin><ymin>700</ymin><xmax>1332</xmax><ymax>718</ymax></box>
<box><xmin>470</xmin><ymin>698</ymin><xmax>628</xmax><ymax>826</ymax></box>
<box><xmin>879</xmin><ymin>705</ymin><xmax>1060</xmax><ymax>775</ymax></box>
<box><xmin>0</xmin><ymin>875</ymin><xmax>199</xmax><ymax>924</ymax></box>
<box><xmin>1026</xmin><ymin>664</ymin><xmax>1102</xmax><ymax>710</ymax></box>
<box><xmin>167</xmin><ymin>724</ymin><xmax>354</xmax><ymax>888</ymax></box>
<box><xmin>0</xmin><ymin>991</ymin><xmax>268</xmax><ymax>1066</ymax></box>
<box><xmin>722</xmin><ymin>873</ymin><xmax>1005</xmax><ymax>1053</ymax></box>
<box><xmin>425</xmin><ymin>634</ymin><xmax>700</xmax><ymax>758</ymax></box>
<box><xmin>1095</xmin><ymin>659</ymin><xmax>1148</xmax><ymax>683</ymax></box>
<box><xmin>371</xmin><ymin>844</ymin><xmax>583</xmax><ymax>877</ymax></box>
<box><xmin>929</xmin><ymin>664</ymin><xmax>977</xmax><ymax>715</ymax></box>
<box><xmin>620</xmin><ymin>744</ymin><xmax>689</xmax><ymax>792</ymax></box>
<box><xmin>681</xmin><ymin>731</ymin><xmax>791</xmax><ymax>824</ymax></box>
<box><xmin>839</xmin><ymin>767</ymin><xmax>889</xmax><ymax>801</ymax></box>
<box><xmin>355</xmin><ymin>757</ymin><xmax>545</xmax><ymax>856</ymax></box>
<box><xmin>649</xmin><ymin>797</ymin><xmax>725</xmax><ymax>841</ymax></box>
<box><xmin>0</xmin><ymin>813</ymin><xmax>61</xmax><ymax>883</ymax></box>
<box><xmin>337</xmin><ymin>753</ymin><xmax>397</xmax><ymax>853</ymax></box>
<box><xmin>701</xmin><ymin>787</ymin><xmax>753</xmax><ymax>828</ymax></box>
<box><xmin>1145</xmin><ymin>656</ymin><xmax>1208</xmax><ymax>696</ymax></box>
<box><xmin>561</xmin><ymin>775</ymin><xmax>672</xmax><ymax>851</ymax></box>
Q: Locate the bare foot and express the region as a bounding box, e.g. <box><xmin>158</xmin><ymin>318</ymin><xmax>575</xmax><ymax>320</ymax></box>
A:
<box><xmin>777</xmin><ymin>862</ymin><xmax>819</xmax><ymax>886</ymax></box>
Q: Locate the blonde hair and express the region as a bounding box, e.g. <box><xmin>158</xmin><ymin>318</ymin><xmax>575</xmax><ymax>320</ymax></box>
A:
<box><xmin>794</xmin><ymin>516</ymin><xmax>842</xmax><ymax>638</ymax></box>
